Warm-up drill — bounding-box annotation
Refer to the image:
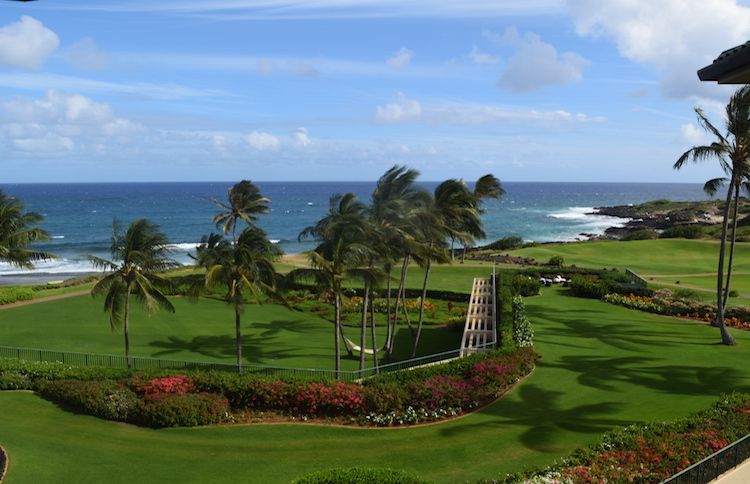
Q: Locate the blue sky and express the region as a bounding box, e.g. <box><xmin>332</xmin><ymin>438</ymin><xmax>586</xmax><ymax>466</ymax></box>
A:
<box><xmin>0</xmin><ymin>0</ymin><xmax>749</xmax><ymax>183</ymax></box>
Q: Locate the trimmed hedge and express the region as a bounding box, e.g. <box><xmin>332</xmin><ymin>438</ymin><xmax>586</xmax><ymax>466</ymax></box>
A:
<box><xmin>0</xmin><ymin>359</ymin><xmax>133</xmax><ymax>390</ymax></box>
<box><xmin>511</xmin><ymin>275</ymin><xmax>541</xmax><ymax>297</ymax></box>
<box><xmin>293</xmin><ymin>467</ymin><xmax>430</xmax><ymax>484</ymax></box>
<box><xmin>569</xmin><ymin>276</ymin><xmax>611</xmax><ymax>299</ymax></box>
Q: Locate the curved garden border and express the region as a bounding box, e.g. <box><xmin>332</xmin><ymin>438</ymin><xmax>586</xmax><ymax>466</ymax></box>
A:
<box><xmin>0</xmin><ymin>444</ymin><xmax>8</xmax><ymax>483</ymax></box>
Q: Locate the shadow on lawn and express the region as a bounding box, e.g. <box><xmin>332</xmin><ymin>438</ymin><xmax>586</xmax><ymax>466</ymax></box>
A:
<box><xmin>440</xmin><ymin>385</ymin><xmax>626</xmax><ymax>452</ymax></box>
<box><xmin>148</xmin><ymin>319</ymin><xmax>324</xmax><ymax>365</ymax></box>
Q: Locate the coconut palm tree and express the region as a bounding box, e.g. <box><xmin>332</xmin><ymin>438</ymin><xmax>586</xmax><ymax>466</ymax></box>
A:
<box><xmin>0</xmin><ymin>190</ymin><xmax>53</xmax><ymax>267</ymax></box>
<box><xmin>194</xmin><ymin>226</ymin><xmax>282</xmax><ymax>372</ymax></box>
<box><xmin>411</xmin><ymin>179</ymin><xmax>481</xmax><ymax>357</ymax></box>
<box><xmin>291</xmin><ymin>193</ymin><xmax>375</xmax><ymax>376</ymax></box>
<box><xmin>212</xmin><ymin>180</ymin><xmax>270</xmax><ymax>244</ymax></box>
<box><xmin>675</xmin><ymin>85</ymin><xmax>750</xmax><ymax>345</ymax></box>
<box><xmin>89</xmin><ymin>219</ymin><xmax>179</xmax><ymax>367</ymax></box>
<box><xmin>456</xmin><ymin>174</ymin><xmax>504</xmax><ymax>262</ymax></box>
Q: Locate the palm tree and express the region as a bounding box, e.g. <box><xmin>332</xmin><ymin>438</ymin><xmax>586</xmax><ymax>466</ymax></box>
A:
<box><xmin>212</xmin><ymin>180</ymin><xmax>270</xmax><ymax>243</ymax></box>
<box><xmin>411</xmin><ymin>180</ymin><xmax>481</xmax><ymax>357</ymax></box>
<box><xmin>194</xmin><ymin>226</ymin><xmax>282</xmax><ymax>372</ymax></box>
<box><xmin>290</xmin><ymin>193</ymin><xmax>374</xmax><ymax>376</ymax></box>
<box><xmin>368</xmin><ymin>166</ymin><xmax>428</xmax><ymax>355</ymax></box>
<box><xmin>457</xmin><ymin>174</ymin><xmax>504</xmax><ymax>262</ymax></box>
<box><xmin>89</xmin><ymin>219</ymin><xmax>179</xmax><ymax>367</ymax></box>
<box><xmin>0</xmin><ymin>190</ymin><xmax>53</xmax><ymax>267</ymax></box>
<box><xmin>675</xmin><ymin>85</ymin><xmax>750</xmax><ymax>346</ymax></box>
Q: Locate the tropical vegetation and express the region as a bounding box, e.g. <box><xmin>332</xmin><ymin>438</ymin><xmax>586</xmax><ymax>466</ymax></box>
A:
<box><xmin>0</xmin><ymin>190</ymin><xmax>53</xmax><ymax>268</ymax></box>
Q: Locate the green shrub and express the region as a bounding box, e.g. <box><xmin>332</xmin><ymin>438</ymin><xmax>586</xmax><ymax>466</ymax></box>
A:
<box><xmin>37</xmin><ymin>379</ymin><xmax>139</xmax><ymax>421</ymax></box>
<box><xmin>511</xmin><ymin>275</ymin><xmax>541</xmax><ymax>297</ymax></box>
<box><xmin>729</xmin><ymin>290</ymin><xmax>740</xmax><ymax>298</ymax></box>
<box><xmin>569</xmin><ymin>276</ymin><xmax>611</xmax><ymax>299</ymax></box>
<box><xmin>546</xmin><ymin>255</ymin><xmax>564</xmax><ymax>267</ymax></box>
<box><xmin>511</xmin><ymin>296</ymin><xmax>533</xmax><ymax>348</ymax></box>
<box><xmin>660</xmin><ymin>224</ymin><xmax>705</xmax><ymax>239</ymax></box>
<box><xmin>445</xmin><ymin>315</ymin><xmax>465</xmax><ymax>332</ymax></box>
<box><xmin>138</xmin><ymin>392</ymin><xmax>230</xmax><ymax>427</ymax></box>
<box><xmin>485</xmin><ymin>236</ymin><xmax>524</xmax><ymax>251</ymax></box>
<box><xmin>0</xmin><ymin>287</ymin><xmax>33</xmax><ymax>305</ymax></box>
<box><xmin>293</xmin><ymin>467</ymin><xmax>431</xmax><ymax>484</ymax></box>
<box><xmin>622</xmin><ymin>228</ymin><xmax>657</xmax><ymax>240</ymax></box>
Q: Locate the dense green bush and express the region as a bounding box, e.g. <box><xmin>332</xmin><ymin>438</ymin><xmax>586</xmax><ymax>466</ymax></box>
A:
<box><xmin>37</xmin><ymin>379</ymin><xmax>139</xmax><ymax>421</ymax></box>
<box><xmin>0</xmin><ymin>287</ymin><xmax>33</xmax><ymax>305</ymax></box>
<box><xmin>138</xmin><ymin>392</ymin><xmax>230</xmax><ymax>427</ymax></box>
<box><xmin>673</xmin><ymin>288</ymin><xmax>702</xmax><ymax>301</ymax></box>
<box><xmin>569</xmin><ymin>276</ymin><xmax>611</xmax><ymax>299</ymax></box>
<box><xmin>660</xmin><ymin>224</ymin><xmax>705</xmax><ymax>239</ymax></box>
<box><xmin>511</xmin><ymin>296</ymin><xmax>533</xmax><ymax>348</ymax></box>
<box><xmin>484</xmin><ymin>236</ymin><xmax>524</xmax><ymax>251</ymax></box>
<box><xmin>511</xmin><ymin>275</ymin><xmax>541</xmax><ymax>297</ymax></box>
<box><xmin>0</xmin><ymin>359</ymin><xmax>132</xmax><ymax>389</ymax></box>
<box><xmin>622</xmin><ymin>228</ymin><xmax>657</xmax><ymax>240</ymax></box>
<box><xmin>293</xmin><ymin>467</ymin><xmax>430</xmax><ymax>484</ymax></box>
<box><xmin>546</xmin><ymin>255</ymin><xmax>564</xmax><ymax>267</ymax></box>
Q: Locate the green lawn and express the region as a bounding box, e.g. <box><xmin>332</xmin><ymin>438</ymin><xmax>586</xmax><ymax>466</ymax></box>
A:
<box><xmin>0</xmin><ymin>295</ymin><xmax>459</xmax><ymax>371</ymax></box>
<box><xmin>1</xmin><ymin>286</ymin><xmax>749</xmax><ymax>483</ymax></box>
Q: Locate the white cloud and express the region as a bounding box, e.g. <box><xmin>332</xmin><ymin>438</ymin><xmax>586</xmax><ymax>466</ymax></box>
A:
<box><xmin>680</xmin><ymin>123</ymin><xmax>709</xmax><ymax>146</ymax></box>
<box><xmin>566</xmin><ymin>0</ymin><xmax>750</xmax><ymax>100</ymax></box>
<box><xmin>492</xmin><ymin>27</ymin><xmax>589</xmax><ymax>92</ymax></box>
<box><xmin>0</xmin><ymin>16</ymin><xmax>59</xmax><ymax>69</ymax></box>
<box><xmin>1</xmin><ymin>91</ymin><xmax>143</xmax><ymax>157</ymax></box>
<box><xmin>387</xmin><ymin>47</ymin><xmax>414</xmax><ymax>69</ymax></box>
<box><xmin>244</xmin><ymin>131</ymin><xmax>280</xmax><ymax>151</ymax></box>
<box><xmin>375</xmin><ymin>94</ymin><xmax>423</xmax><ymax>123</ymax></box>
<box><xmin>65</xmin><ymin>37</ymin><xmax>109</xmax><ymax>70</ymax></box>
<box><xmin>469</xmin><ymin>46</ymin><xmax>499</xmax><ymax>65</ymax></box>
<box><xmin>55</xmin><ymin>1</ymin><xmax>565</xmax><ymax>19</ymax></box>
<box><xmin>294</xmin><ymin>127</ymin><xmax>312</xmax><ymax>147</ymax></box>
<box><xmin>375</xmin><ymin>95</ymin><xmax>604</xmax><ymax>125</ymax></box>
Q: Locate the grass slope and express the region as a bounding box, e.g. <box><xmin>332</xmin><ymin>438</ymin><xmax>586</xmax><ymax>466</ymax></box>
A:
<box><xmin>0</xmin><ymin>296</ymin><xmax>459</xmax><ymax>371</ymax></box>
<box><xmin>1</xmin><ymin>287</ymin><xmax>749</xmax><ymax>483</ymax></box>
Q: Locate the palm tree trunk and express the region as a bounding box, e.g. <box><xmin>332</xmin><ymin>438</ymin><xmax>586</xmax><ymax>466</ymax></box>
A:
<box><xmin>389</xmin><ymin>254</ymin><xmax>410</xmax><ymax>352</ymax></box>
<box><xmin>359</xmin><ymin>280</ymin><xmax>369</xmax><ymax>372</ymax></box>
<box><xmin>370</xmin><ymin>291</ymin><xmax>379</xmax><ymax>373</ymax></box>
<box><xmin>723</xmin><ymin>183</ymin><xmax>741</xmax><ymax>308</ymax></box>
<box><xmin>715</xmin><ymin>182</ymin><xmax>737</xmax><ymax>345</ymax></box>
<box><xmin>461</xmin><ymin>245</ymin><xmax>467</xmax><ymax>264</ymax></box>
<box><xmin>385</xmin><ymin>265</ymin><xmax>393</xmax><ymax>350</ymax></box>
<box><xmin>412</xmin><ymin>254</ymin><xmax>432</xmax><ymax>357</ymax></box>
<box><xmin>450</xmin><ymin>237</ymin><xmax>455</xmax><ymax>261</ymax></box>
<box><xmin>124</xmin><ymin>285</ymin><xmax>132</xmax><ymax>369</ymax></box>
<box><xmin>334</xmin><ymin>290</ymin><xmax>342</xmax><ymax>377</ymax></box>
<box><xmin>235</xmin><ymin>303</ymin><xmax>243</xmax><ymax>373</ymax></box>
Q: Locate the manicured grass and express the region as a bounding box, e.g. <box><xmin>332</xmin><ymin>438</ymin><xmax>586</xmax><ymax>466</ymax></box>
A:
<box><xmin>510</xmin><ymin>239</ymin><xmax>750</xmax><ymax>275</ymax></box>
<box><xmin>2</xmin><ymin>286</ymin><xmax>749</xmax><ymax>483</ymax></box>
<box><xmin>0</xmin><ymin>295</ymin><xmax>459</xmax><ymax>371</ymax></box>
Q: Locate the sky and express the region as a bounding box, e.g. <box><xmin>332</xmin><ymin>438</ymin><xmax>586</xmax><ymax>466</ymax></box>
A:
<box><xmin>0</xmin><ymin>0</ymin><xmax>749</xmax><ymax>183</ymax></box>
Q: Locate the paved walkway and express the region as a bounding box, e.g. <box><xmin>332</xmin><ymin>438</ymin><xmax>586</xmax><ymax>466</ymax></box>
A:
<box><xmin>714</xmin><ymin>459</ymin><xmax>750</xmax><ymax>483</ymax></box>
<box><xmin>0</xmin><ymin>289</ymin><xmax>89</xmax><ymax>310</ymax></box>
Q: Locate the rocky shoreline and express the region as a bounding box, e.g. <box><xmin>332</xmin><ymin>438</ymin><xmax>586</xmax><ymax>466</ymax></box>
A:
<box><xmin>582</xmin><ymin>199</ymin><xmax>730</xmax><ymax>240</ymax></box>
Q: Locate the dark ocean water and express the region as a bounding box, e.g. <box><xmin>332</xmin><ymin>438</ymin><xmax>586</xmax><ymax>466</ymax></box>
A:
<box><xmin>0</xmin><ymin>181</ymin><xmax>713</xmax><ymax>282</ymax></box>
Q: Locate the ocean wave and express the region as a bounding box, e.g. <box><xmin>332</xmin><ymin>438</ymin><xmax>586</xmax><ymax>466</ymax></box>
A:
<box><xmin>168</xmin><ymin>243</ymin><xmax>200</xmax><ymax>251</ymax></box>
<box><xmin>0</xmin><ymin>258</ymin><xmax>99</xmax><ymax>276</ymax></box>
<box><xmin>546</xmin><ymin>207</ymin><xmax>630</xmax><ymax>238</ymax></box>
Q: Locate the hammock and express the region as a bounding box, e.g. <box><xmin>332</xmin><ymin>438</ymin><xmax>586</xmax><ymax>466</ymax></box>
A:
<box><xmin>342</xmin><ymin>335</ymin><xmax>378</xmax><ymax>355</ymax></box>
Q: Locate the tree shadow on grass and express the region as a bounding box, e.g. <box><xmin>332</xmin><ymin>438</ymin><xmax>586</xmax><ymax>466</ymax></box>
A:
<box><xmin>440</xmin><ymin>385</ymin><xmax>626</xmax><ymax>452</ymax></box>
<box><xmin>541</xmin><ymin>355</ymin><xmax>750</xmax><ymax>395</ymax></box>
<box><xmin>148</xmin><ymin>319</ymin><xmax>323</xmax><ymax>365</ymax></box>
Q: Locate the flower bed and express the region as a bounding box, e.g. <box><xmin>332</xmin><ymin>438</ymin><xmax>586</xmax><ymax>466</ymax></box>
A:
<box><xmin>603</xmin><ymin>291</ymin><xmax>750</xmax><ymax>331</ymax></box>
<box><xmin>26</xmin><ymin>347</ymin><xmax>536</xmax><ymax>428</ymax></box>
<box><xmin>493</xmin><ymin>393</ymin><xmax>750</xmax><ymax>483</ymax></box>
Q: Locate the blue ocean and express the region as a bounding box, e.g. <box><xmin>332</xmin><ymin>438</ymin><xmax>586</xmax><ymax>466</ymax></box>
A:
<box><xmin>0</xmin><ymin>182</ymin><xmax>712</xmax><ymax>283</ymax></box>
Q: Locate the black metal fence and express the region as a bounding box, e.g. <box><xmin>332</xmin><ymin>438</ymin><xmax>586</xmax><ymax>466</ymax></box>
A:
<box><xmin>0</xmin><ymin>344</ymin><xmax>463</xmax><ymax>381</ymax></box>
<box><xmin>662</xmin><ymin>433</ymin><xmax>750</xmax><ymax>483</ymax></box>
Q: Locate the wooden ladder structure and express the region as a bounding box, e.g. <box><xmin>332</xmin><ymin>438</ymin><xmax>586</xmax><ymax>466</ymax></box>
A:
<box><xmin>460</xmin><ymin>270</ymin><xmax>497</xmax><ymax>357</ymax></box>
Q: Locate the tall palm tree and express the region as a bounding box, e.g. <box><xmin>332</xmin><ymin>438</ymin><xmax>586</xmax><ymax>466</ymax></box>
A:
<box><xmin>194</xmin><ymin>226</ymin><xmax>282</xmax><ymax>372</ymax></box>
<box><xmin>368</xmin><ymin>166</ymin><xmax>428</xmax><ymax>355</ymax></box>
<box><xmin>675</xmin><ymin>85</ymin><xmax>750</xmax><ymax>346</ymax></box>
<box><xmin>212</xmin><ymin>180</ymin><xmax>270</xmax><ymax>243</ymax></box>
<box><xmin>412</xmin><ymin>180</ymin><xmax>481</xmax><ymax>357</ymax></box>
<box><xmin>0</xmin><ymin>190</ymin><xmax>53</xmax><ymax>267</ymax></box>
<box><xmin>89</xmin><ymin>219</ymin><xmax>179</xmax><ymax>367</ymax></box>
<box><xmin>291</xmin><ymin>193</ymin><xmax>374</xmax><ymax>376</ymax></box>
<box><xmin>457</xmin><ymin>174</ymin><xmax>504</xmax><ymax>262</ymax></box>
